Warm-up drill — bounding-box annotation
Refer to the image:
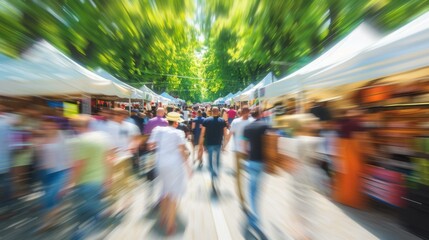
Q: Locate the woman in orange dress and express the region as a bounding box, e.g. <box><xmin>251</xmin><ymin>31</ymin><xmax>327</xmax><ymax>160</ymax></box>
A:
<box><xmin>333</xmin><ymin>109</ymin><xmax>367</xmax><ymax>209</ymax></box>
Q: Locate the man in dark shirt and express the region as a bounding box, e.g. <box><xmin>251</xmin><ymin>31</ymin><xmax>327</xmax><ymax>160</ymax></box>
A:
<box><xmin>309</xmin><ymin>100</ymin><xmax>332</xmax><ymax>122</ymax></box>
<box><xmin>243</xmin><ymin>106</ymin><xmax>270</xmax><ymax>240</ymax></box>
<box><xmin>130</xmin><ymin>109</ymin><xmax>144</xmax><ymax>134</ymax></box>
<box><xmin>198</xmin><ymin>107</ymin><xmax>228</xmax><ymax>191</ymax></box>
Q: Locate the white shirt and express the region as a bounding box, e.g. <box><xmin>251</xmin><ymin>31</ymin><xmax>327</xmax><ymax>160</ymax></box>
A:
<box><xmin>39</xmin><ymin>131</ymin><xmax>71</xmax><ymax>173</ymax></box>
<box><xmin>183</xmin><ymin>110</ymin><xmax>190</xmax><ymax>121</ymax></box>
<box><xmin>148</xmin><ymin>126</ymin><xmax>186</xmax><ymax>167</ymax></box>
<box><xmin>103</xmin><ymin>120</ymin><xmax>140</xmax><ymax>159</ymax></box>
<box><xmin>230</xmin><ymin>117</ymin><xmax>254</xmax><ymax>153</ymax></box>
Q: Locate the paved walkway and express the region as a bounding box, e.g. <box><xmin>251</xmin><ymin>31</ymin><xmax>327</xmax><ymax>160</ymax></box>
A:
<box><xmin>0</xmin><ymin>142</ymin><xmax>422</xmax><ymax>240</ymax></box>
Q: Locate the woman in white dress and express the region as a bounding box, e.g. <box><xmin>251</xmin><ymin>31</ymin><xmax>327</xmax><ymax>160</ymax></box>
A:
<box><xmin>287</xmin><ymin>114</ymin><xmax>323</xmax><ymax>240</ymax></box>
<box><xmin>147</xmin><ymin>112</ymin><xmax>192</xmax><ymax>235</ymax></box>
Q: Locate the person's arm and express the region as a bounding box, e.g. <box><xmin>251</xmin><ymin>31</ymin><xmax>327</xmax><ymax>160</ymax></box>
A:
<box><xmin>66</xmin><ymin>158</ymin><xmax>84</xmax><ymax>191</ymax></box>
<box><xmin>104</xmin><ymin>149</ymin><xmax>115</xmax><ymax>189</ymax></box>
<box><xmin>198</xmin><ymin>127</ymin><xmax>206</xmax><ymax>152</ymax></box>
<box><xmin>222</xmin><ymin>126</ymin><xmax>229</xmax><ymax>151</ymax></box>
<box><xmin>242</xmin><ymin>138</ymin><xmax>250</xmax><ymax>156</ymax></box>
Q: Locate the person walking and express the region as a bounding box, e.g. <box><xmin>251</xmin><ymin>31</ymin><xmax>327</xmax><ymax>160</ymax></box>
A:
<box><xmin>0</xmin><ymin>103</ymin><xmax>13</xmax><ymax>219</ymax></box>
<box><xmin>191</xmin><ymin>110</ymin><xmax>205</xmax><ymax>167</ymax></box>
<box><xmin>65</xmin><ymin>114</ymin><xmax>114</xmax><ymax>239</ymax></box>
<box><xmin>287</xmin><ymin>114</ymin><xmax>324</xmax><ymax>240</ymax></box>
<box><xmin>242</xmin><ymin>107</ymin><xmax>270</xmax><ymax>239</ymax></box>
<box><xmin>227</xmin><ymin>106</ymin><xmax>237</xmax><ymax>125</ymax></box>
<box><xmin>226</xmin><ymin>106</ymin><xmax>253</xmax><ymax>211</ymax></box>
<box><xmin>198</xmin><ymin>107</ymin><xmax>228</xmax><ymax>191</ymax></box>
<box><xmin>144</xmin><ymin>108</ymin><xmax>168</xmax><ymax>135</ymax></box>
<box><xmin>34</xmin><ymin>117</ymin><xmax>71</xmax><ymax>232</ymax></box>
<box><xmin>147</xmin><ymin>112</ymin><xmax>192</xmax><ymax>235</ymax></box>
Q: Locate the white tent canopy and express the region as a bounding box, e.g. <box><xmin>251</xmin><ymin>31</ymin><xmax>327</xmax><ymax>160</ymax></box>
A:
<box><xmin>264</xmin><ymin>23</ymin><xmax>381</xmax><ymax>99</ymax></box>
<box><xmin>0</xmin><ymin>41</ymin><xmax>131</xmax><ymax>98</ymax></box>
<box><xmin>238</xmin><ymin>72</ymin><xmax>276</xmax><ymax>101</ymax></box>
<box><xmin>160</xmin><ymin>92</ymin><xmax>178</xmax><ymax>104</ymax></box>
<box><xmin>226</xmin><ymin>91</ymin><xmax>241</xmax><ymax>104</ymax></box>
<box><xmin>306</xmin><ymin>11</ymin><xmax>429</xmax><ymax>89</ymax></box>
<box><xmin>95</xmin><ymin>69</ymin><xmax>144</xmax><ymax>99</ymax></box>
<box><xmin>140</xmin><ymin>85</ymin><xmax>159</xmax><ymax>101</ymax></box>
<box><xmin>233</xmin><ymin>84</ymin><xmax>254</xmax><ymax>102</ymax></box>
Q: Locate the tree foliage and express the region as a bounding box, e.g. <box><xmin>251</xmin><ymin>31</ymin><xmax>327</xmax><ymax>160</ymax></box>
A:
<box><xmin>1</xmin><ymin>0</ymin><xmax>428</xmax><ymax>102</ymax></box>
<box><xmin>201</xmin><ymin>0</ymin><xmax>429</xmax><ymax>99</ymax></box>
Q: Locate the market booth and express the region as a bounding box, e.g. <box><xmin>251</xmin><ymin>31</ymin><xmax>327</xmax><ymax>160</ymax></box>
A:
<box><xmin>303</xmin><ymin>12</ymin><xmax>429</xmax><ymax>237</ymax></box>
<box><xmin>264</xmin><ymin>12</ymin><xmax>429</xmax><ymax>238</ymax></box>
<box><xmin>0</xmin><ymin>40</ymin><xmax>165</xmax><ymax>211</ymax></box>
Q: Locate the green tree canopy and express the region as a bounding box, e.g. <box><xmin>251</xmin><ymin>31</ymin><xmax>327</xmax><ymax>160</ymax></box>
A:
<box><xmin>1</xmin><ymin>0</ymin><xmax>428</xmax><ymax>102</ymax></box>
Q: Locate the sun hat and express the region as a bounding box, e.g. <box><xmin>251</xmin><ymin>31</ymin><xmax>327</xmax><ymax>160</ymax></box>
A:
<box><xmin>166</xmin><ymin>112</ymin><xmax>184</xmax><ymax>122</ymax></box>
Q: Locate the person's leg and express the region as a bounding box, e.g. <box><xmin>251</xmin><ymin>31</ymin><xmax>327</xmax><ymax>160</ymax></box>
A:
<box><xmin>73</xmin><ymin>183</ymin><xmax>104</xmax><ymax>238</ymax></box>
<box><xmin>166</xmin><ymin>196</ymin><xmax>177</xmax><ymax>235</ymax></box>
<box><xmin>0</xmin><ymin>172</ymin><xmax>13</xmax><ymax>217</ymax></box>
<box><xmin>160</xmin><ymin>196</ymin><xmax>168</xmax><ymax>226</ymax></box>
<box><xmin>246</xmin><ymin>161</ymin><xmax>264</xmax><ymax>229</ymax></box>
<box><xmin>206</xmin><ymin>145</ymin><xmax>215</xmax><ymax>179</ymax></box>
<box><xmin>235</xmin><ymin>152</ymin><xmax>245</xmax><ymax>209</ymax></box>
<box><xmin>214</xmin><ymin>145</ymin><xmax>221</xmax><ymax>179</ymax></box>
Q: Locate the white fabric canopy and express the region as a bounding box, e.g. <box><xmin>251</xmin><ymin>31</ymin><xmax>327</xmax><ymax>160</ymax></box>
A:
<box><xmin>0</xmin><ymin>41</ymin><xmax>131</xmax><ymax>98</ymax></box>
<box><xmin>264</xmin><ymin>23</ymin><xmax>381</xmax><ymax>98</ymax></box>
<box><xmin>140</xmin><ymin>85</ymin><xmax>158</xmax><ymax>101</ymax></box>
<box><xmin>160</xmin><ymin>92</ymin><xmax>177</xmax><ymax>104</ymax></box>
<box><xmin>233</xmin><ymin>84</ymin><xmax>254</xmax><ymax>102</ymax></box>
<box><xmin>305</xmin><ymin>11</ymin><xmax>429</xmax><ymax>89</ymax></box>
<box><xmin>238</xmin><ymin>72</ymin><xmax>276</xmax><ymax>101</ymax></box>
<box><xmin>95</xmin><ymin>69</ymin><xmax>144</xmax><ymax>99</ymax></box>
<box><xmin>226</xmin><ymin>91</ymin><xmax>241</xmax><ymax>104</ymax></box>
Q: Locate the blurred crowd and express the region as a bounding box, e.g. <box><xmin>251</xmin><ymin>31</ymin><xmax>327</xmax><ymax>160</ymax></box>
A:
<box><xmin>0</xmin><ymin>100</ymin><xmax>378</xmax><ymax>239</ymax></box>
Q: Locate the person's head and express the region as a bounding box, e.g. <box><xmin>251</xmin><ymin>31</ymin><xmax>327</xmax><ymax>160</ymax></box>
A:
<box><xmin>41</xmin><ymin>117</ymin><xmax>60</xmax><ymax>132</ymax></box>
<box><xmin>156</xmin><ymin>108</ymin><xmax>165</xmax><ymax>118</ymax></box>
<box><xmin>250</xmin><ymin>106</ymin><xmax>261</xmax><ymax>119</ymax></box>
<box><xmin>70</xmin><ymin>114</ymin><xmax>93</xmax><ymax>133</ymax></box>
<box><xmin>237</xmin><ymin>109</ymin><xmax>242</xmax><ymax>117</ymax></box>
<box><xmin>99</xmin><ymin>108</ymin><xmax>112</xmax><ymax>119</ymax></box>
<box><xmin>131</xmin><ymin>109</ymin><xmax>139</xmax><ymax>116</ymax></box>
<box><xmin>112</xmin><ymin>108</ymin><xmax>128</xmax><ymax>122</ymax></box>
<box><xmin>211</xmin><ymin>107</ymin><xmax>219</xmax><ymax>117</ymax></box>
<box><xmin>197</xmin><ymin>110</ymin><xmax>202</xmax><ymax>117</ymax></box>
<box><xmin>241</xmin><ymin>106</ymin><xmax>250</xmax><ymax>119</ymax></box>
<box><xmin>166</xmin><ymin>112</ymin><xmax>184</xmax><ymax>128</ymax></box>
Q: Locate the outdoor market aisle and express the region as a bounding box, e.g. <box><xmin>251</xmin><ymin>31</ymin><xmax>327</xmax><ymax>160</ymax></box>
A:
<box><xmin>102</xmin><ymin>141</ymin><xmax>419</xmax><ymax>240</ymax></box>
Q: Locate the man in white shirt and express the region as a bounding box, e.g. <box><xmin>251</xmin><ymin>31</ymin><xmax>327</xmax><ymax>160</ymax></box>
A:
<box><xmin>226</xmin><ymin>106</ymin><xmax>253</xmax><ymax>210</ymax></box>
<box><xmin>105</xmin><ymin>109</ymin><xmax>141</xmax><ymax>159</ymax></box>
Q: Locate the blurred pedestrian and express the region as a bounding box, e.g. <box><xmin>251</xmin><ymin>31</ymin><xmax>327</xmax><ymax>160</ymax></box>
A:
<box><xmin>227</xmin><ymin>106</ymin><xmax>237</xmax><ymax>125</ymax></box>
<box><xmin>242</xmin><ymin>107</ymin><xmax>270</xmax><ymax>239</ymax></box>
<box><xmin>144</xmin><ymin>108</ymin><xmax>168</xmax><ymax>135</ymax></box>
<box><xmin>147</xmin><ymin>112</ymin><xmax>192</xmax><ymax>235</ymax></box>
<box><xmin>198</xmin><ymin>107</ymin><xmax>228</xmax><ymax>191</ymax></box>
<box><xmin>191</xmin><ymin>110</ymin><xmax>205</xmax><ymax>167</ymax></box>
<box><xmin>0</xmin><ymin>103</ymin><xmax>13</xmax><ymax>219</ymax></box>
<box><xmin>34</xmin><ymin>117</ymin><xmax>71</xmax><ymax>231</ymax></box>
<box><xmin>66</xmin><ymin>114</ymin><xmax>114</xmax><ymax>239</ymax></box>
<box><xmin>333</xmin><ymin>109</ymin><xmax>367</xmax><ymax>209</ymax></box>
<box><xmin>226</xmin><ymin>106</ymin><xmax>253</xmax><ymax>211</ymax></box>
<box><xmin>129</xmin><ymin>109</ymin><xmax>144</xmax><ymax>134</ymax></box>
<box><xmin>287</xmin><ymin>114</ymin><xmax>323</xmax><ymax>240</ymax></box>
